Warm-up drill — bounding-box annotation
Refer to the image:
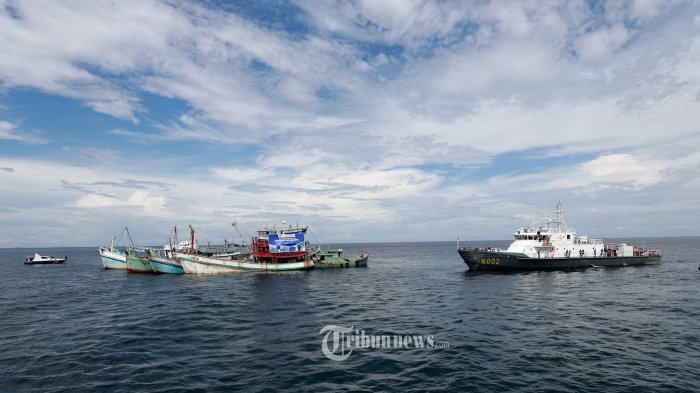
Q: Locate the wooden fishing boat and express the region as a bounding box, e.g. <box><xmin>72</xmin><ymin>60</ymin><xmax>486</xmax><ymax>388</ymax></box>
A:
<box><xmin>126</xmin><ymin>252</ymin><xmax>154</xmax><ymax>273</ymax></box>
<box><xmin>177</xmin><ymin>223</ymin><xmax>314</xmax><ymax>274</ymax></box>
<box><xmin>98</xmin><ymin>227</ymin><xmax>140</xmax><ymax>270</ymax></box>
<box><xmin>147</xmin><ymin>243</ymin><xmax>184</xmax><ymax>274</ymax></box>
<box><xmin>310</xmin><ymin>248</ymin><xmax>369</xmax><ymax>269</ymax></box>
<box><xmin>99</xmin><ymin>236</ymin><xmax>126</xmax><ymax>270</ymax></box>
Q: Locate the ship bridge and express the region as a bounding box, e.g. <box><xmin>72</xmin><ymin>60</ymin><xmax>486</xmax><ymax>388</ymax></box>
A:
<box><xmin>508</xmin><ymin>200</ymin><xmax>603</xmax><ymax>256</ymax></box>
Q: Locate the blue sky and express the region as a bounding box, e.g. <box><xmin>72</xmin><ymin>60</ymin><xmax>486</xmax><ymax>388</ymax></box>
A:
<box><xmin>1</xmin><ymin>0</ymin><xmax>700</xmax><ymax>247</ymax></box>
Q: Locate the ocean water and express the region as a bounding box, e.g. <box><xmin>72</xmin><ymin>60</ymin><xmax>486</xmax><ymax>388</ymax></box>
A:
<box><xmin>1</xmin><ymin>237</ymin><xmax>699</xmax><ymax>392</ymax></box>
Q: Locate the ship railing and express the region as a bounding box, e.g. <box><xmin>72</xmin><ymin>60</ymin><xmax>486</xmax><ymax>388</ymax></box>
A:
<box><xmin>573</xmin><ymin>238</ymin><xmax>604</xmax><ymax>245</ymax></box>
<box><xmin>635</xmin><ymin>248</ymin><xmax>661</xmax><ymax>257</ymax></box>
<box><xmin>128</xmin><ymin>245</ymin><xmax>151</xmax><ymax>253</ymax></box>
<box><xmin>516</xmin><ymin>225</ymin><xmax>579</xmax><ymax>234</ymax></box>
<box><xmin>548</xmin><ymin>226</ymin><xmax>576</xmax><ymax>234</ymax></box>
<box><xmin>458</xmin><ymin>246</ymin><xmax>504</xmax><ymax>252</ymax></box>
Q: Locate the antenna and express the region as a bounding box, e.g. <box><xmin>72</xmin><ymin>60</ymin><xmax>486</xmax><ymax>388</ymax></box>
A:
<box><xmin>555</xmin><ymin>198</ymin><xmax>565</xmax><ymax>228</ymax></box>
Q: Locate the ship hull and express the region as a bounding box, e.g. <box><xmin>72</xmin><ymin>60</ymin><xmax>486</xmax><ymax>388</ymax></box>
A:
<box><xmin>178</xmin><ymin>253</ymin><xmax>314</xmax><ymax>274</ymax></box>
<box><xmin>148</xmin><ymin>256</ymin><xmax>184</xmax><ymax>274</ymax></box>
<box><xmin>99</xmin><ymin>247</ymin><xmax>127</xmax><ymax>270</ymax></box>
<box><xmin>458</xmin><ymin>249</ymin><xmax>661</xmax><ymax>271</ymax></box>
<box><xmin>126</xmin><ymin>254</ymin><xmax>154</xmax><ymax>273</ymax></box>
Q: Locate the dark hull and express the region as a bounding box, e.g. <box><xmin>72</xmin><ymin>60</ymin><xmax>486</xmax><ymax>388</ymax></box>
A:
<box><xmin>458</xmin><ymin>249</ymin><xmax>660</xmax><ymax>271</ymax></box>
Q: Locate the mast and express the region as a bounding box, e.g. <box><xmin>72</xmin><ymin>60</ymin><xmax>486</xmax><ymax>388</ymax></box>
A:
<box><xmin>541</xmin><ymin>199</ymin><xmax>566</xmax><ymax>230</ymax></box>
<box><xmin>168</xmin><ymin>225</ymin><xmax>175</xmax><ymax>255</ymax></box>
<box><xmin>554</xmin><ymin>199</ymin><xmax>565</xmax><ymax>229</ymax></box>
<box><xmin>232</xmin><ymin>222</ymin><xmax>252</xmax><ymax>253</ymax></box>
<box><xmin>189</xmin><ymin>225</ymin><xmax>195</xmax><ymax>252</ymax></box>
<box><xmin>124</xmin><ymin>226</ymin><xmax>135</xmax><ymax>251</ymax></box>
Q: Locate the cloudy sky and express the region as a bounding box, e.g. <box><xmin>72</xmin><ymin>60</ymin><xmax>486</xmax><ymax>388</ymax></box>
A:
<box><xmin>1</xmin><ymin>0</ymin><xmax>699</xmax><ymax>247</ymax></box>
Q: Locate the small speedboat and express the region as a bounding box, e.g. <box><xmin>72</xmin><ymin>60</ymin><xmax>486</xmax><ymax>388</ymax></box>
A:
<box><xmin>24</xmin><ymin>253</ymin><xmax>67</xmax><ymax>265</ymax></box>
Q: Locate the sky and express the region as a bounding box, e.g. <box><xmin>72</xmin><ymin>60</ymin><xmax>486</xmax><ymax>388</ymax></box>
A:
<box><xmin>1</xmin><ymin>0</ymin><xmax>700</xmax><ymax>247</ymax></box>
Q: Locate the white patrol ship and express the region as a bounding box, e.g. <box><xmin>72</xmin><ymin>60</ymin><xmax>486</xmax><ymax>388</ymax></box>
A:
<box><xmin>458</xmin><ymin>200</ymin><xmax>660</xmax><ymax>271</ymax></box>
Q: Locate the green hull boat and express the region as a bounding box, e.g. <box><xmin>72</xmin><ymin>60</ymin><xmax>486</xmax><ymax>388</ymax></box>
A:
<box><xmin>311</xmin><ymin>249</ymin><xmax>369</xmax><ymax>269</ymax></box>
<box><xmin>126</xmin><ymin>253</ymin><xmax>153</xmax><ymax>273</ymax></box>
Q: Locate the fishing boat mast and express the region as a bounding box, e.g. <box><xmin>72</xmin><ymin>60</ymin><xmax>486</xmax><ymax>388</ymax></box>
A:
<box><xmin>232</xmin><ymin>222</ymin><xmax>252</xmax><ymax>253</ymax></box>
<box><xmin>189</xmin><ymin>225</ymin><xmax>195</xmax><ymax>253</ymax></box>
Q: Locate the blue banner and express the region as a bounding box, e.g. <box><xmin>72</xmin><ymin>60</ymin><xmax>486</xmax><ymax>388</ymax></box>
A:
<box><xmin>268</xmin><ymin>233</ymin><xmax>305</xmax><ymax>253</ymax></box>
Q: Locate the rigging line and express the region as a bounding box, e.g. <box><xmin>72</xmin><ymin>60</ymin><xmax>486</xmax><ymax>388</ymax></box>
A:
<box><xmin>125</xmin><ymin>227</ymin><xmax>136</xmax><ymax>248</ymax></box>
<box><xmin>308</xmin><ymin>227</ymin><xmax>321</xmax><ymax>247</ymax></box>
<box><xmin>115</xmin><ymin>228</ymin><xmax>125</xmax><ymax>247</ymax></box>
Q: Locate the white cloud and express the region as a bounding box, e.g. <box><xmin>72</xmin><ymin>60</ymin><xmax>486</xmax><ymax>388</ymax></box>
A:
<box><xmin>295</xmin><ymin>0</ymin><xmax>471</xmax><ymax>47</ymax></box>
<box><xmin>0</xmin><ymin>120</ymin><xmax>47</xmax><ymax>144</ymax></box>
<box><xmin>211</xmin><ymin>167</ymin><xmax>276</xmax><ymax>182</ymax></box>
<box><xmin>1</xmin><ymin>2</ymin><xmax>700</xmax><ymax>245</ymax></box>
<box><xmin>74</xmin><ymin>191</ymin><xmax>166</xmax><ymax>213</ymax></box>
<box><xmin>575</xmin><ymin>24</ymin><xmax>631</xmax><ymax>61</ymax></box>
<box><xmin>630</xmin><ymin>0</ymin><xmax>678</xmax><ymax>21</ymax></box>
<box><xmin>489</xmin><ymin>151</ymin><xmax>700</xmax><ymax>194</ymax></box>
<box><xmin>0</xmin><ymin>1</ymin><xmax>362</xmax><ymax>128</ymax></box>
<box><xmin>2</xmin><ymin>0</ymin><xmax>697</xmax><ymax>153</ymax></box>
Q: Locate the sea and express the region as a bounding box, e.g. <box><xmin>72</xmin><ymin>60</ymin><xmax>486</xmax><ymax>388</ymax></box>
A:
<box><xmin>1</xmin><ymin>237</ymin><xmax>699</xmax><ymax>392</ymax></box>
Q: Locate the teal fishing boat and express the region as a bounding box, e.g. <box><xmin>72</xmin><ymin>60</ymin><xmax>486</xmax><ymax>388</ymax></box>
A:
<box><xmin>147</xmin><ymin>248</ymin><xmax>184</xmax><ymax>274</ymax></box>
<box><xmin>126</xmin><ymin>252</ymin><xmax>153</xmax><ymax>273</ymax></box>
<box><xmin>146</xmin><ymin>226</ymin><xmax>185</xmax><ymax>274</ymax></box>
<box><xmin>98</xmin><ymin>227</ymin><xmax>133</xmax><ymax>270</ymax></box>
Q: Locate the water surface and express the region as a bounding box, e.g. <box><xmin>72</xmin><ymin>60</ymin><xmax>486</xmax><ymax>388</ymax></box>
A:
<box><xmin>1</xmin><ymin>237</ymin><xmax>699</xmax><ymax>392</ymax></box>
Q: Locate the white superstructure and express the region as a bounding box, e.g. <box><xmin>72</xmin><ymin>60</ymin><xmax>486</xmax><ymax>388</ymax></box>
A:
<box><xmin>503</xmin><ymin>200</ymin><xmax>647</xmax><ymax>259</ymax></box>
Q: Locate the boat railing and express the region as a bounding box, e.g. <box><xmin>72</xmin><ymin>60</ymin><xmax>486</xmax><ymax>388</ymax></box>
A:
<box><xmin>516</xmin><ymin>226</ymin><xmax>579</xmax><ymax>235</ymax></box>
<box><xmin>146</xmin><ymin>247</ymin><xmax>170</xmax><ymax>258</ymax></box>
<box><xmin>546</xmin><ymin>226</ymin><xmax>576</xmax><ymax>234</ymax></box>
<box><xmin>635</xmin><ymin>248</ymin><xmax>661</xmax><ymax>257</ymax></box>
<box><xmin>573</xmin><ymin>238</ymin><xmax>604</xmax><ymax>245</ymax></box>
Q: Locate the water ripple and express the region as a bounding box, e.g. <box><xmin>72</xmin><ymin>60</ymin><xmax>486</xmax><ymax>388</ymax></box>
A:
<box><xmin>1</xmin><ymin>238</ymin><xmax>699</xmax><ymax>392</ymax></box>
